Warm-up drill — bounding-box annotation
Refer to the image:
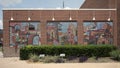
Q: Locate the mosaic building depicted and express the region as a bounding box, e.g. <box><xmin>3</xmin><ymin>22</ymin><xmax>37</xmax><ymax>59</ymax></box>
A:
<box><xmin>3</xmin><ymin>0</ymin><xmax>120</xmax><ymax>57</ymax></box>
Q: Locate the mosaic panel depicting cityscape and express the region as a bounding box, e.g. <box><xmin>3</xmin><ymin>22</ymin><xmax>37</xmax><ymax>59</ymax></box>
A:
<box><xmin>83</xmin><ymin>22</ymin><xmax>113</xmax><ymax>45</ymax></box>
<box><xmin>9</xmin><ymin>22</ymin><xmax>40</xmax><ymax>47</ymax></box>
<box><xmin>47</xmin><ymin>22</ymin><xmax>78</xmax><ymax>45</ymax></box>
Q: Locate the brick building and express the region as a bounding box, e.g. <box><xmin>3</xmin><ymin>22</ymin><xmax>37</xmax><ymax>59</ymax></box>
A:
<box><xmin>3</xmin><ymin>0</ymin><xmax>120</xmax><ymax>57</ymax></box>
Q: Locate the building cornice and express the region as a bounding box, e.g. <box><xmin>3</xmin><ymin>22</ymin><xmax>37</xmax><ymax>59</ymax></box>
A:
<box><xmin>2</xmin><ymin>8</ymin><xmax>117</xmax><ymax>11</ymax></box>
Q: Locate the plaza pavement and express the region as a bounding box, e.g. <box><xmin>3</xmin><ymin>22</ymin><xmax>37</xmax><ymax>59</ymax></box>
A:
<box><xmin>0</xmin><ymin>52</ymin><xmax>120</xmax><ymax>68</ymax></box>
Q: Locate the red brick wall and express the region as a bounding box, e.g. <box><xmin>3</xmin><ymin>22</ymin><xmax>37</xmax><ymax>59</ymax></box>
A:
<box><xmin>81</xmin><ymin>0</ymin><xmax>116</xmax><ymax>8</ymax></box>
<box><xmin>3</xmin><ymin>10</ymin><xmax>117</xmax><ymax>57</ymax></box>
<box><xmin>116</xmin><ymin>0</ymin><xmax>120</xmax><ymax>47</ymax></box>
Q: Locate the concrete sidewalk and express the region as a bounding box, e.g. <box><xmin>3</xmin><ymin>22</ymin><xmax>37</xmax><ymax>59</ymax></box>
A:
<box><xmin>0</xmin><ymin>57</ymin><xmax>120</xmax><ymax>68</ymax></box>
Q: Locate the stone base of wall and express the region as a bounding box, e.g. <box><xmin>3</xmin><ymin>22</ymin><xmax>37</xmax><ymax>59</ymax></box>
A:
<box><xmin>3</xmin><ymin>47</ymin><xmax>19</xmax><ymax>57</ymax></box>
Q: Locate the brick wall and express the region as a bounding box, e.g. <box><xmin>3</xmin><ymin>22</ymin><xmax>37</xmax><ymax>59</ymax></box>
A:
<box><xmin>3</xmin><ymin>0</ymin><xmax>119</xmax><ymax>57</ymax></box>
<box><xmin>3</xmin><ymin>9</ymin><xmax>116</xmax><ymax>57</ymax></box>
<box><xmin>116</xmin><ymin>0</ymin><xmax>120</xmax><ymax>47</ymax></box>
<box><xmin>81</xmin><ymin>0</ymin><xmax>116</xmax><ymax>8</ymax></box>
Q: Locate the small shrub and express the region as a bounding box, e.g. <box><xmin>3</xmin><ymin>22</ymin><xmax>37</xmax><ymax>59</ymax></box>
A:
<box><xmin>79</xmin><ymin>56</ymin><xmax>88</xmax><ymax>62</ymax></box>
<box><xmin>29</xmin><ymin>54</ymin><xmax>39</xmax><ymax>62</ymax></box>
<box><xmin>110</xmin><ymin>50</ymin><xmax>120</xmax><ymax>61</ymax></box>
<box><xmin>55</xmin><ymin>58</ymin><xmax>66</xmax><ymax>63</ymax></box>
<box><xmin>42</xmin><ymin>56</ymin><xmax>58</xmax><ymax>63</ymax></box>
<box><xmin>67</xmin><ymin>56</ymin><xmax>77</xmax><ymax>60</ymax></box>
<box><xmin>28</xmin><ymin>55</ymin><xmax>66</xmax><ymax>63</ymax></box>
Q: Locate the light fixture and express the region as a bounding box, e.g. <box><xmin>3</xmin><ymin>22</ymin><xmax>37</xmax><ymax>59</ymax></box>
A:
<box><xmin>108</xmin><ymin>11</ymin><xmax>111</xmax><ymax>21</ymax></box>
<box><xmin>28</xmin><ymin>10</ymin><xmax>31</xmax><ymax>21</ymax></box>
<box><xmin>92</xmin><ymin>11</ymin><xmax>96</xmax><ymax>21</ymax></box>
<box><xmin>69</xmin><ymin>10</ymin><xmax>72</xmax><ymax>20</ymax></box>
<box><xmin>28</xmin><ymin>17</ymin><xmax>31</xmax><ymax>21</ymax></box>
<box><xmin>69</xmin><ymin>16</ymin><xmax>72</xmax><ymax>20</ymax></box>
<box><xmin>52</xmin><ymin>17</ymin><xmax>55</xmax><ymax>21</ymax></box>
<box><xmin>52</xmin><ymin>11</ymin><xmax>55</xmax><ymax>21</ymax></box>
<box><xmin>92</xmin><ymin>17</ymin><xmax>96</xmax><ymax>21</ymax></box>
<box><xmin>10</xmin><ymin>11</ymin><xmax>14</xmax><ymax>21</ymax></box>
<box><xmin>10</xmin><ymin>17</ymin><xmax>14</xmax><ymax>21</ymax></box>
<box><xmin>107</xmin><ymin>17</ymin><xmax>111</xmax><ymax>21</ymax></box>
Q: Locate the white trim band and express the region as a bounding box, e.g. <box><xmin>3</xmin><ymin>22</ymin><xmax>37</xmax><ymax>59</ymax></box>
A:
<box><xmin>3</xmin><ymin>8</ymin><xmax>117</xmax><ymax>11</ymax></box>
<box><xmin>3</xmin><ymin>8</ymin><xmax>79</xmax><ymax>10</ymax></box>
